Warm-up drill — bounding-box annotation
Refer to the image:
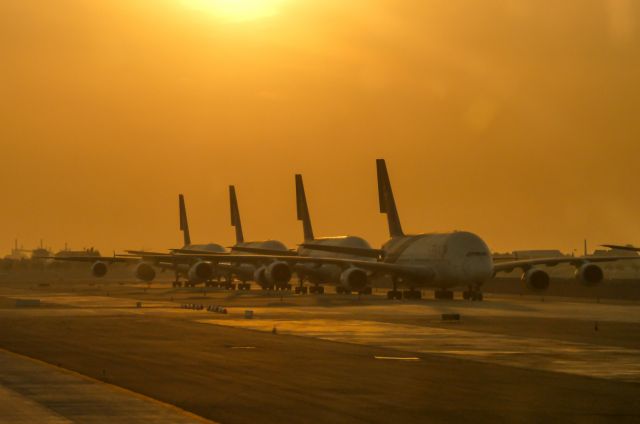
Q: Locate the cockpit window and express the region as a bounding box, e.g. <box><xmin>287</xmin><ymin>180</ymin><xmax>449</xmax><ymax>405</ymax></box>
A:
<box><xmin>466</xmin><ymin>251</ymin><xmax>488</xmax><ymax>257</ymax></box>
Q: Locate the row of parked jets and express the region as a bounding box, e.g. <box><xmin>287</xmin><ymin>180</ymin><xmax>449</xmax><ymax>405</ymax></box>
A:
<box><xmin>56</xmin><ymin>159</ymin><xmax>637</xmax><ymax>300</ymax></box>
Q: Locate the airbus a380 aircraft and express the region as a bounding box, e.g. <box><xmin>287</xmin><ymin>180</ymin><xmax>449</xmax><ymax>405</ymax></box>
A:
<box><xmin>171</xmin><ymin>159</ymin><xmax>634</xmax><ymax>300</ymax></box>
<box><xmin>221</xmin><ymin>185</ymin><xmax>294</xmax><ymax>290</ymax></box>
<box><xmin>175</xmin><ymin>181</ymin><xmax>373</xmax><ymax>293</ymax></box>
<box><xmin>292</xmin><ymin>174</ymin><xmax>376</xmax><ymax>294</ymax></box>
<box><xmin>54</xmin><ymin>194</ymin><xmax>225</xmax><ymax>287</ymax></box>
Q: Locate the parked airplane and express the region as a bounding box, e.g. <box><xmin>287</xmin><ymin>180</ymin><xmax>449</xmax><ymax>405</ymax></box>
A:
<box><xmin>54</xmin><ymin>194</ymin><xmax>225</xmax><ymax>287</ymax></box>
<box><xmin>292</xmin><ymin>174</ymin><xmax>376</xmax><ymax>294</ymax></box>
<box><xmin>171</xmin><ymin>159</ymin><xmax>635</xmax><ymax>300</ymax></box>
<box><xmin>223</xmin><ymin>185</ymin><xmax>294</xmax><ymax>290</ymax></box>
<box><xmin>174</xmin><ymin>178</ymin><xmax>376</xmax><ymax>294</ymax></box>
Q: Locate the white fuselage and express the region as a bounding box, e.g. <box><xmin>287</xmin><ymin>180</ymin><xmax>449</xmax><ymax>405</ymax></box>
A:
<box><xmin>231</xmin><ymin>240</ymin><xmax>289</xmax><ymax>282</ymax></box>
<box><xmin>297</xmin><ymin>236</ymin><xmax>376</xmax><ymax>285</ymax></box>
<box><xmin>176</xmin><ymin>243</ymin><xmax>227</xmax><ymax>279</ymax></box>
<box><xmin>382</xmin><ymin>231</ymin><xmax>494</xmax><ymax>289</ymax></box>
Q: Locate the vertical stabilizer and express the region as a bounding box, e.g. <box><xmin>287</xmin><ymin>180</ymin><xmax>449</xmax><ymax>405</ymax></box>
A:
<box><xmin>376</xmin><ymin>159</ymin><xmax>404</xmax><ymax>237</ymax></box>
<box><xmin>295</xmin><ymin>174</ymin><xmax>314</xmax><ymax>241</ymax></box>
<box><xmin>584</xmin><ymin>239</ymin><xmax>588</xmax><ymax>256</ymax></box>
<box><xmin>179</xmin><ymin>194</ymin><xmax>191</xmax><ymax>247</ymax></box>
<box><xmin>229</xmin><ymin>185</ymin><xmax>244</xmax><ymax>244</ymax></box>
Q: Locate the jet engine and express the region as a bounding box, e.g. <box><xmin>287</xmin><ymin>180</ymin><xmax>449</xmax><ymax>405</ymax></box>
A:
<box><xmin>575</xmin><ymin>263</ymin><xmax>604</xmax><ymax>286</ymax></box>
<box><xmin>187</xmin><ymin>261</ymin><xmax>214</xmax><ymax>282</ymax></box>
<box><xmin>264</xmin><ymin>261</ymin><xmax>292</xmax><ymax>285</ymax></box>
<box><xmin>521</xmin><ymin>268</ymin><xmax>550</xmax><ymax>291</ymax></box>
<box><xmin>91</xmin><ymin>261</ymin><xmax>108</xmax><ymax>278</ymax></box>
<box><xmin>339</xmin><ymin>267</ymin><xmax>368</xmax><ymax>291</ymax></box>
<box><xmin>253</xmin><ymin>266</ymin><xmax>267</xmax><ymax>286</ymax></box>
<box><xmin>135</xmin><ymin>262</ymin><xmax>156</xmax><ymax>282</ymax></box>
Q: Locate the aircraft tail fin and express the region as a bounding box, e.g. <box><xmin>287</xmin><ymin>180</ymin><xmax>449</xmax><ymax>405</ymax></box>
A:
<box><xmin>229</xmin><ymin>185</ymin><xmax>244</xmax><ymax>244</ymax></box>
<box><xmin>178</xmin><ymin>194</ymin><xmax>191</xmax><ymax>247</ymax></box>
<box><xmin>376</xmin><ymin>159</ymin><xmax>404</xmax><ymax>237</ymax></box>
<box><xmin>295</xmin><ymin>174</ymin><xmax>314</xmax><ymax>241</ymax></box>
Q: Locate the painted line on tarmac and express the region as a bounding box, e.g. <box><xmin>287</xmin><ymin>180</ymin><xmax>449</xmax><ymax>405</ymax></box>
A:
<box><xmin>374</xmin><ymin>356</ymin><xmax>420</xmax><ymax>361</ymax></box>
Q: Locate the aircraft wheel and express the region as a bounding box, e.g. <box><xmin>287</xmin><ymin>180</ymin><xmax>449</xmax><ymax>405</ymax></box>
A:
<box><xmin>387</xmin><ymin>290</ymin><xmax>402</xmax><ymax>300</ymax></box>
<box><xmin>316</xmin><ymin>286</ymin><xmax>324</xmax><ymax>294</ymax></box>
<box><xmin>462</xmin><ymin>290</ymin><xmax>470</xmax><ymax>300</ymax></box>
<box><xmin>403</xmin><ymin>290</ymin><xmax>421</xmax><ymax>299</ymax></box>
<box><xmin>435</xmin><ymin>289</ymin><xmax>453</xmax><ymax>300</ymax></box>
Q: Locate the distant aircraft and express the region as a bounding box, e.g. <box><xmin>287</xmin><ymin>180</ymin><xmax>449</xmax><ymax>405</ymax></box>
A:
<box><xmin>292</xmin><ymin>174</ymin><xmax>376</xmax><ymax>294</ymax></box>
<box><xmin>171</xmin><ymin>159</ymin><xmax>636</xmax><ymax>300</ymax></box>
<box><xmin>221</xmin><ymin>185</ymin><xmax>293</xmax><ymax>290</ymax></box>
<box><xmin>54</xmin><ymin>194</ymin><xmax>225</xmax><ymax>287</ymax></box>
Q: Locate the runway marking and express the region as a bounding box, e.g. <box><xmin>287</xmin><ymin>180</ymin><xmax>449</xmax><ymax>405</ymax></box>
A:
<box><xmin>374</xmin><ymin>356</ymin><xmax>420</xmax><ymax>361</ymax></box>
<box><xmin>197</xmin><ymin>318</ymin><xmax>640</xmax><ymax>383</ymax></box>
<box><xmin>230</xmin><ymin>346</ymin><xmax>257</xmax><ymax>349</ymax></box>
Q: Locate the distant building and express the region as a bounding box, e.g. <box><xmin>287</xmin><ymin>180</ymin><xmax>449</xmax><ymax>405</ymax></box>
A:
<box><xmin>54</xmin><ymin>247</ymin><xmax>101</xmax><ymax>258</ymax></box>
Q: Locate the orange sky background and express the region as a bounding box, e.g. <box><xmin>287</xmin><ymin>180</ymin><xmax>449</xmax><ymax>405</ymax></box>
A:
<box><xmin>1</xmin><ymin>0</ymin><xmax>639</xmax><ymax>254</ymax></box>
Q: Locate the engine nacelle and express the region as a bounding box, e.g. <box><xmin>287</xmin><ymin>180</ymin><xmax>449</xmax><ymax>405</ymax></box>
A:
<box><xmin>339</xmin><ymin>267</ymin><xmax>368</xmax><ymax>290</ymax></box>
<box><xmin>575</xmin><ymin>263</ymin><xmax>604</xmax><ymax>286</ymax></box>
<box><xmin>135</xmin><ymin>262</ymin><xmax>156</xmax><ymax>282</ymax></box>
<box><xmin>188</xmin><ymin>261</ymin><xmax>214</xmax><ymax>282</ymax></box>
<box><xmin>521</xmin><ymin>268</ymin><xmax>550</xmax><ymax>291</ymax></box>
<box><xmin>264</xmin><ymin>261</ymin><xmax>292</xmax><ymax>286</ymax></box>
<box><xmin>253</xmin><ymin>266</ymin><xmax>267</xmax><ymax>286</ymax></box>
<box><xmin>91</xmin><ymin>261</ymin><xmax>108</xmax><ymax>278</ymax></box>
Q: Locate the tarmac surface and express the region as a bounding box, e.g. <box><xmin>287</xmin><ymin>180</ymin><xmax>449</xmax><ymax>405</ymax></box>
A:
<box><xmin>0</xmin><ymin>280</ymin><xmax>639</xmax><ymax>423</ymax></box>
<box><xmin>0</xmin><ymin>348</ymin><xmax>212</xmax><ymax>423</ymax></box>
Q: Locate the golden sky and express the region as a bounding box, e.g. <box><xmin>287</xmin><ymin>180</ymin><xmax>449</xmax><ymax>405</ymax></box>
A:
<box><xmin>1</xmin><ymin>0</ymin><xmax>639</xmax><ymax>254</ymax></box>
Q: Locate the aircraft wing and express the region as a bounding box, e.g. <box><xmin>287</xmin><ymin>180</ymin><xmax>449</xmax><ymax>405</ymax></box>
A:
<box><xmin>601</xmin><ymin>244</ymin><xmax>640</xmax><ymax>252</ymax></box>
<box><xmin>48</xmin><ymin>255</ymin><xmax>137</xmax><ymax>264</ymax></box>
<box><xmin>167</xmin><ymin>252</ymin><xmax>435</xmax><ymax>281</ymax></box>
<box><xmin>493</xmin><ymin>255</ymin><xmax>639</xmax><ymax>273</ymax></box>
<box><xmin>298</xmin><ymin>243</ymin><xmax>384</xmax><ymax>259</ymax></box>
<box><xmin>126</xmin><ymin>250</ymin><xmax>173</xmax><ymax>256</ymax></box>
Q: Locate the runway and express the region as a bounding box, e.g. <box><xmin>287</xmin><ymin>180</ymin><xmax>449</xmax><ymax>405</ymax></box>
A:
<box><xmin>0</xmin><ymin>282</ymin><xmax>639</xmax><ymax>423</ymax></box>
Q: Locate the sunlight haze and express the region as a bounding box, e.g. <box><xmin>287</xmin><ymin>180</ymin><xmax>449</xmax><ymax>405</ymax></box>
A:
<box><xmin>1</xmin><ymin>0</ymin><xmax>639</xmax><ymax>254</ymax></box>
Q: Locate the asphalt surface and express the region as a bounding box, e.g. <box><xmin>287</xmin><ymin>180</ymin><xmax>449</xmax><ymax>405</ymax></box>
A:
<box><xmin>0</xmin><ymin>281</ymin><xmax>639</xmax><ymax>423</ymax></box>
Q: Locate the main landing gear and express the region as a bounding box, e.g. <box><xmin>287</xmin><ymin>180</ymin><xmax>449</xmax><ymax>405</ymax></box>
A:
<box><xmin>402</xmin><ymin>289</ymin><xmax>422</xmax><ymax>299</ymax></box>
<box><xmin>434</xmin><ymin>289</ymin><xmax>454</xmax><ymax>300</ymax></box>
<box><xmin>387</xmin><ymin>277</ymin><xmax>402</xmax><ymax>299</ymax></box>
<box><xmin>309</xmin><ymin>285</ymin><xmax>325</xmax><ymax>294</ymax></box>
<box><xmin>462</xmin><ymin>286</ymin><xmax>483</xmax><ymax>301</ymax></box>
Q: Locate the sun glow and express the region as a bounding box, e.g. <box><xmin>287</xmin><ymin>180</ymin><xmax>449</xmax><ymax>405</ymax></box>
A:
<box><xmin>182</xmin><ymin>0</ymin><xmax>285</xmax><ymax>22</ymax></box>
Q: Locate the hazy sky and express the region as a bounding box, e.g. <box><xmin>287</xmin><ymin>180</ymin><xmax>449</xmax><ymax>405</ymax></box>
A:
<box><xmin>1</xmin><ymin>0</ymin><xmax>639</xmax><ymax>254</ymax></box>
